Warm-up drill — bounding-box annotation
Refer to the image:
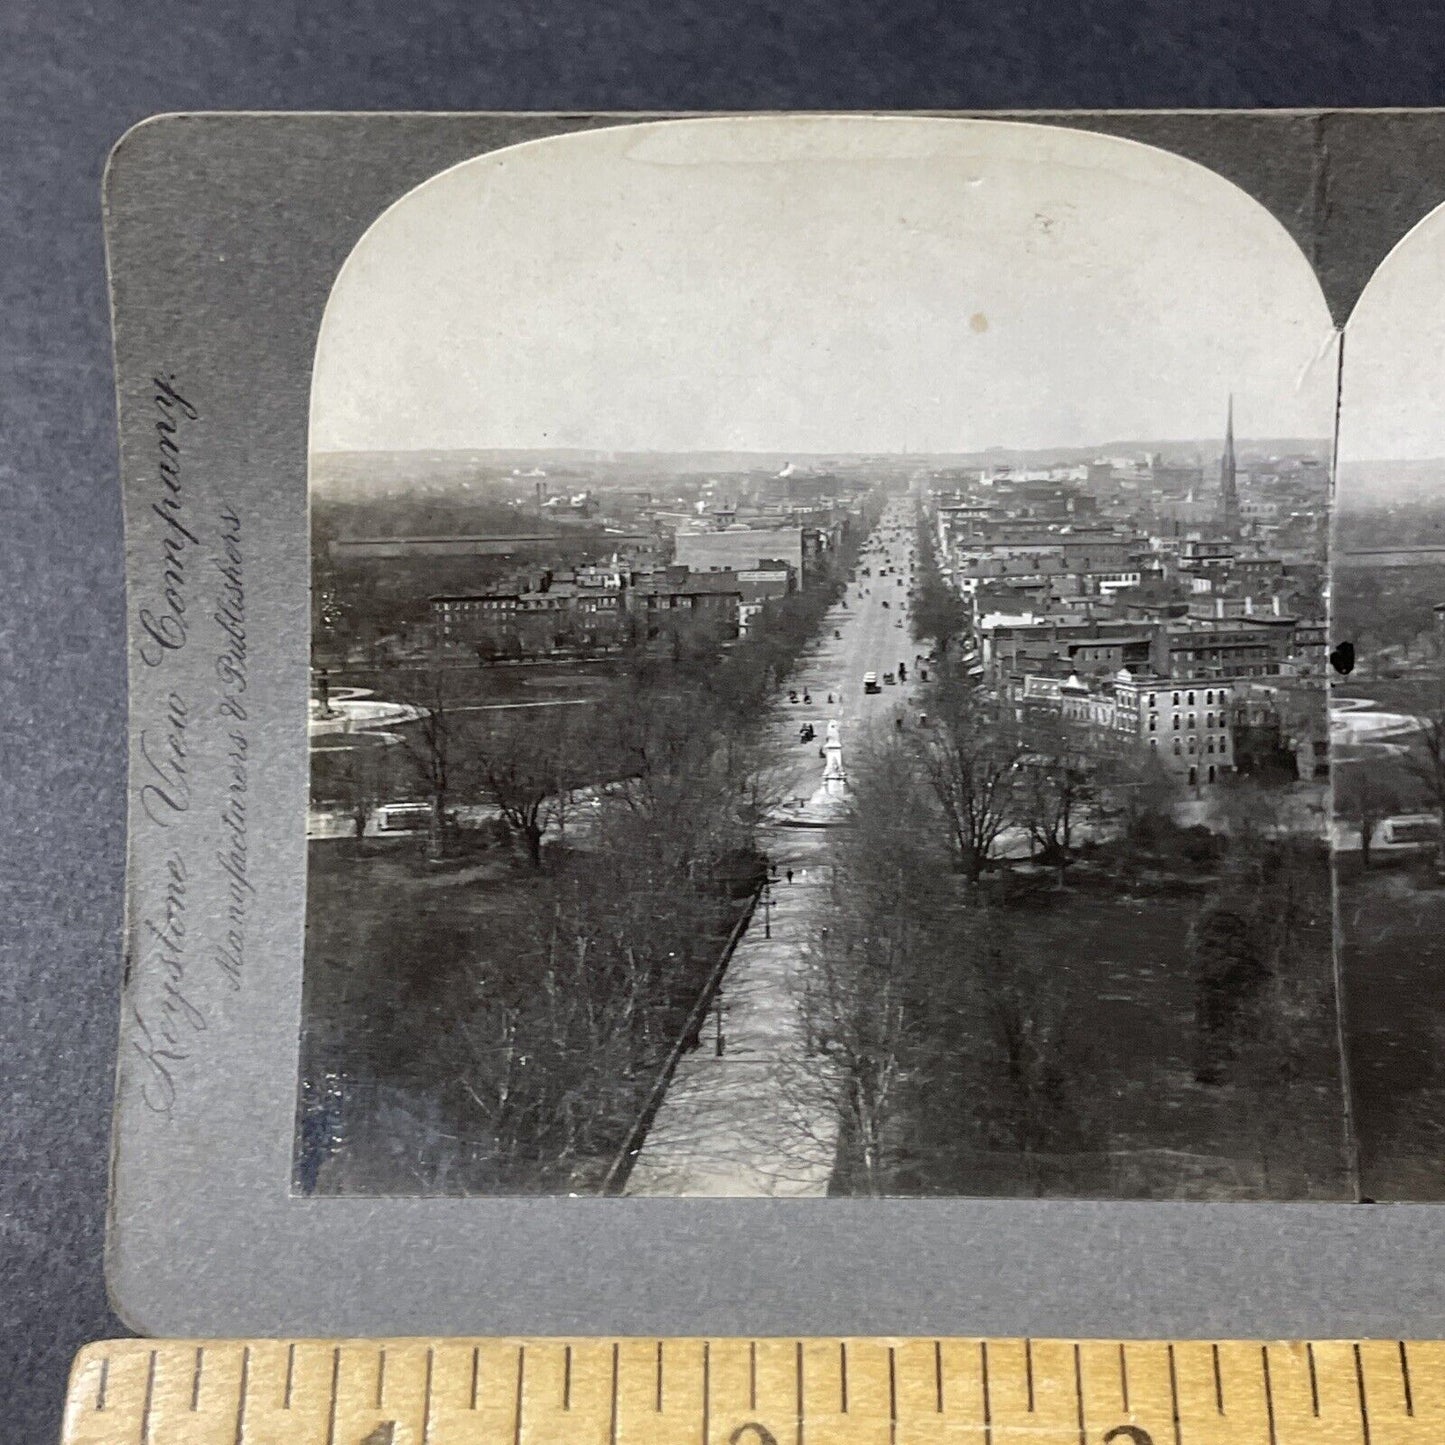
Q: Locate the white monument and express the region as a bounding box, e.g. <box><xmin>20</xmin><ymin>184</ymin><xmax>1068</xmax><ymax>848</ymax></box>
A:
<box><xmin>822</xmin><ymin>718</ymin><xmax>846</xmax><ymax>791</ymax></box>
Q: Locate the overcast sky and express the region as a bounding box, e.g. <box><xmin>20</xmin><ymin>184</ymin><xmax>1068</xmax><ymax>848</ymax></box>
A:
<box><xmin>312</xmin><ymin>116</ymin><xmax>1338</xmax><ymax>458</ymax></box>
<box><xmin>1339</xmin><ymin>202</ymin><xmax>1445</xmax><ymax>467</ymax></box>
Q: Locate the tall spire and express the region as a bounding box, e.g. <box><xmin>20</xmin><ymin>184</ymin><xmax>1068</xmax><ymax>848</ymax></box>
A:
<box><xmin>1219</xmin><ymin>393</ymin><xmax>1239</xmax><ymax>537</ymax></box>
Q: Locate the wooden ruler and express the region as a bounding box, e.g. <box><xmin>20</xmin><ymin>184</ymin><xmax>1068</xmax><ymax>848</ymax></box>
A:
<box><xmin>61</xmin><ymin>1337</ymin><xmax>1442</xmax><ymax>1444</ymax></box>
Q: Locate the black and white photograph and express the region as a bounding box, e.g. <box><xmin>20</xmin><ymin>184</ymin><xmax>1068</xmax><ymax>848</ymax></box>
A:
<box><xmin>294</xmin><ymin>116</ymin><xmax>1350</xmax><ymax>1200</ymax></box>
<box><xmin>1333</xmin><ymin>203</ymin><xmax>1445</xmax><ymax>1202</ymax></box>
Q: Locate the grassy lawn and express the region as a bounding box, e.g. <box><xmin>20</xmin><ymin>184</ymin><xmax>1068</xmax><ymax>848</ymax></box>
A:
<box><xmin>994</xmin><ymin>876</ymin><xmax>1349</xmax><ymax>1199</ymax></box>
<box><xmin>867</xmin><ymin>837</ymin><xmax>1350</xmax><ymax>1202</ymax></box>
<box><xmin>1338</xmin><ymin>858</ymin><xmax>1445</xmax><ymax>1200</ymax></box>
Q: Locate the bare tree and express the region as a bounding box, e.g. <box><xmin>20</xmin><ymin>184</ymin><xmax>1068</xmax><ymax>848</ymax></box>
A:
<box><xmin>973</xmin><ymin>931</ymin><xmax>1089</xmax><ymax>1196</ymax></box>
<box><xmin>916</xmin><ymin>678</ymin><xmax>1024</xmax><ymax>883</ymax></box>
<box><xmin>909</xmin><ymin>510</ymin><xmax>971</xmax><ymax>656</ymax></box>
<box><xmin>383</xmin><ymin>650</ymin><xmax>462</xmax><ymax>859</ymax></box>
<box><xmin>1335</xmin><ymin>764</ymin><xmax>1398</xmax><ymax>868</ymax></box>
<box><xmin>1016</xmin><ymin>713</ymin><xmax>1097</xmax><ymax>881</ymax></box>
<box><xmin>471</xmin><ymin>708</ymin><xmax>581</xmax><ymax>869</ymax></box>
<box><xmin>338</xmin><ymin>745</ymin><xmax>381</xmax><ymax>845</ymax></box>
<box><xmin>599</xmin><ymin>689</ymin><xmax>751</xmax><ymax>879</ymax></box>
<box><xmin>797</xmin><ymin>740</ymin><xmax>949</xmax><ymax>1194</ymax></box>
<box><xmin>800</xmin><ymin>911</ymin><xmax>910</xmax><ymax>1196</ymax></box>
<box><xmin>1188</xmin><ymin>899</ymin><xmax>1268</xmax><ymax>1085</ymax></box>
<box><xmin>799</xmin><ymin>736</ymin><xmax>1099</xmax><ymax>1198</ymax></box>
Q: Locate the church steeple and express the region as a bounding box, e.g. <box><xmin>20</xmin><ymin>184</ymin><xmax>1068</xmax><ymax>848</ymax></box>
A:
<box><xmin>1219</xmin><ymin>394</ymin><xmax>1239</xmax><ymax>537</ymax></box>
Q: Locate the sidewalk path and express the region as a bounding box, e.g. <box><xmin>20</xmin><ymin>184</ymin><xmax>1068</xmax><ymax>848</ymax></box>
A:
<box><xmin>626</xmin><ymin>499</ymin><xmax>920</xmax><ymax>1196</ymax></box>
<box><xmin>624</xmin><ymin>830</ymin><xmax>838</xmax><ymax>1196</ymax></box>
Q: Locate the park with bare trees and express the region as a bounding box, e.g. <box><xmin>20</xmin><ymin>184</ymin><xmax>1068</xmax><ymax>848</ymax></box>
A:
<box><xmin>793</xmin><ymin>662</ymin><xmax>1349</xmax><ymax>1199</ymax></box>
<box><xmin>782</xmin><ymin>508</ymin><xmax>1350</xmax><ymax>1200</ymax></box>
<box><xmin>296</xmin><ymin>505</ymin><xmax>876</xmax><ymax>1194</ymax></box>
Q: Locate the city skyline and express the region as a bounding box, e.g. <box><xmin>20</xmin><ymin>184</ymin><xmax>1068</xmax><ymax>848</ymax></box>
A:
<box><xmin>311</xmin><ymin>116</ymin><xmax>1337</xmax><ymax>458</ymax></box>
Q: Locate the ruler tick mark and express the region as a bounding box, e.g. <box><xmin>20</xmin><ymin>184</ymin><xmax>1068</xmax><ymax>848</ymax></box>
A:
<box><xmin>1307</xmin><ymin>1342</ymin><xmax>1319</xmax><ymax>1416</ymax></box>
<box><xmin>1026</xmin><ymin>1338</ymin><xmax>1035</xmax><ymax>1412</ymax></box>
<box><xmin>140</xmin><ymin>1349</ymin><xmax>157</xmax><ymax>1445</ymax></box>
<box><xmin>748</xmin><ymin>1340</ymin><xmax>756</xmax><ymax>1412</ymax></box>
<box><xmin>377</xmin><ymin>1346</ymin><xmax>387</xmax><ymax>1409</ymax></box>
<box><xmin>659</xmin><ymin>1340</ymin><xmax>666</xmax><ymax>1413</ymax></box>
<box><xmin>1167</xmin><ymin>1344</ymin><xmax>1181</xmax><ymax>1445</ymax></box>
<box><xmin>1119</xmin><ymin>1341</ymin><xmax>1130</xmax><ymax>1413</ymax></box>
<box><xmin>514</xmin><ymin>1346</ymin><xmax>525</xmax><ymax>1445</ymax></box>
<box><xmin>235</xmin><ymin>1346</ymin><xmax>250</xmax><ymax>1445</ymax></box>
<box><xmin>796</xmin><ymin>1340</ymin><xmax>804</xmax><ymax>1445</ymax></box>
<box><xmin>564</xmin><ymin>1344</ymin><xmax>572</xmax><ymax>1410</ymax></box>
<box><xmin>610</xmin><ymin>1342</ymin><xmax>619</xmax><ymax>1445</ymax></box>
<box><xmin>981</xmin><ymin>1341</ymin><xmax>993</xmax><ymax>1445</ymax></box>
<box><xmin>888</xmin><ymin>1346</ymin><xmax>897</xmax><ymax>1445</ymax></box>
<box><xmin>326</xmin><ymin>1347</ymin><xmax>341</xmax><ymax>1445</ymax></box>
<box><xmin>840</xmin><ymin>1341</ymin><xmax>848</xmax><ymax>1413</ymax></box>
<box><xmin>1212</xmin><ymin>1344</ymin><xmax>1223</xmax><ymax>1415</ymax></box>
<box><xmin>1261</xmin><ymin>1346</ymin><xmax>1277</xmax><ymax>1445</ymax></box>
<box><xmin>95</xmin><ymin>1355</ymin><xmax>108</xmax><ymax>1411</ymax></box>
<box><xmin>1354</xmin><ymin>1342</ymin><xmax>1371</xmax><ymax>1445</ymax></box>
<box><xmin>934</xmin><ymin>1339</ymin><xmax>943</xmax><ymax>1413</ymax></box>
<box><xmin>703</xmin><ymin>1341</ymin><xmax>711</xmax><ymax>1445</ymax></box>
<box><xmin>471</xmin><ymin>1346</ymin><xmax>480</xmax><ymax>1410</ymax></box>
<box><xmin>422</xmin><ymin>1348</ymin><xmax>435</xmax><ymax>1445</ymax></box>
<box><xmin>1074</xmin><ymin>1344</ymin><xmax>1086</xmax><ymax>1445</ymax></box>
<box><xmin>284</xmin><ymin>1343</ymin><xmax>296</xmax><ymax>1409</ymax></box>
<box><xmin>1399</xmin><ymin>1341</ymin><xmax>1414</xmax><ymax>1416</ymax></box>
<box><xmin>191</xmin><ymin>1346</ymin><xmax>204</xmax><ymax>1410</ymax></box>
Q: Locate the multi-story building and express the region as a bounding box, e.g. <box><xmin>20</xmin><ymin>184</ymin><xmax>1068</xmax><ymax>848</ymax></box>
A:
<box><xmin>980</xmin><ymin>615</ymin><xmax>1293</xmax><ymax>682</ymax></box>
<box><xmin>736</xmin><ymin>564</ymin><xmax>794</xmax><ymax>635</ymax></box>
<box><xmin>1013</xmin><ymin>668</ymin><xmax>1237</xmax><ymax>787</ymax></box>
<box><xmin>431</xmin><ymin>576</ymin><xmax>629</xmax><ymax>655</ymax></box>
<box><xmin>629</xmin><ymin>567</ymin><xmax>744</xmax><ymax>638</ymax></box>
<box><xmin>1117</xmin><ymin>674</ymin><xmax>1236</xmax><ymax>786</ymax></box>
<box><xmin>674</xmin><ymin>526</ymin><xmax>804</xmax><ymax>578</ymax></box>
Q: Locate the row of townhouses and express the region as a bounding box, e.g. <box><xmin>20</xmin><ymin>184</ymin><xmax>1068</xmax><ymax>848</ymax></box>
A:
<box><xmin>924</xmin><ymin>404</ymin><xmax>1329</xmax><ymax>789</ymax></box>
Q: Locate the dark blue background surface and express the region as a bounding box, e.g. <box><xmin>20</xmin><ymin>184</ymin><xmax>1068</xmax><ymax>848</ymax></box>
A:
<box><xmin>4</xmin><ymin>1</ymin><xmax>1443</xmax><ymax>1437</ymax></box>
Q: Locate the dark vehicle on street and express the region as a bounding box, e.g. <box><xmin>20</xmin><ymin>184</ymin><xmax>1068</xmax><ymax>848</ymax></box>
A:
<box><xmin>884</xmin><ymin>672</ymin><xmax>896</xmax><ymax>686</ymax></box>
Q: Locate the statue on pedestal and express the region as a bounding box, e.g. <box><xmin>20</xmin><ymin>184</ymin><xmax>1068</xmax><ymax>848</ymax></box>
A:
<box><xmin>822</xmin><ymin>718</ymin><xmax>846</xmax><ymax>790</ymax></box>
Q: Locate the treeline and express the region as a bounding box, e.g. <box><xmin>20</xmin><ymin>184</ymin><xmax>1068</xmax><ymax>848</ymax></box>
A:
<box><xmin>302</xmin><ymin>662</ymin><xmax>777</xmax><ymax>1194</ymax></box>
<box><xmin>909</xmin><ymin>510</ymin><xmax>971</xmax><ymax>656</ymax></box>
<box><xmin>302</xmin><ymin>697</ymin><xmax>765</xmax><ymax>1193</ymax></box>
<box><xmin>299</xmin><ymin>499</ymin><xmax>878</xmax><ymax>1194</ymax></box>
<box><xmin>798</xmin><ymin>737</ymin><xmax>1098</xmax><ymax>1197</ymax></box>
<box><xmin>800</xmin><ymin>672</ymin><xmax>1345</xmax><ymax>1198</ymax></box>
<box><xmin>1334</xmin><ymin>564</ymin><xmax>1445</xmax><ymax>670</ymax></box>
